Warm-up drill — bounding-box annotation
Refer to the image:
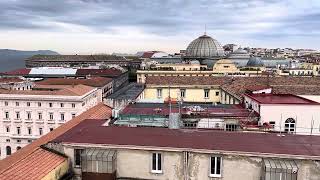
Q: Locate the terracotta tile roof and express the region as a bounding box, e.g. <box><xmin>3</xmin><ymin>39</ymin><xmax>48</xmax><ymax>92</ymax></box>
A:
<box><xmin>146</xmin><ymin>76</ymin><xmax>229</xmax><ymax>86</ymax></box>
<box><xmin>76</xmin><ymin>69</ymin><xmax>123</xmax><ymax>77</ymax></box>
<box><xmin>0</xmin><ymin>77</ymin><xmax>24</xmax><ymax>83</ymax></box>
<box><xmin>0</xmin><ymin>84</ymin><xmax>94</xmax><ymax>96</ymax></box>
<box><xmin>35</xmin><ymin>77</ymin><xmax>112</xmax><ymax>87</ymax></box>
<box><xmin>0</xmin><ymin>148</ymin><xmax>67</xmax><ymax>180</ymax></box>
<box><xmin>222</xmin><ymin>77</ymin><xmax>320</xmax><ymax>100</ymax></box>
<box><xmin>1</xmin><ymin>68</ymin><xmax>31</xmax><ymax>76</ymax></box>
<box><xmin>0</xmin><ymin>103</ymin><xmax>112</xmax><ymax>175</ymax></box>
<box><xmin>54</xmin><ymin>119</ymin><xmax>320</xmax><ymax>159</ymax></box>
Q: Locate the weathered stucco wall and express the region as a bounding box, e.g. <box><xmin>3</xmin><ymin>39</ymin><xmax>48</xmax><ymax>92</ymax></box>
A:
<box><xmin>117</xmin><ymin>149</ymin><xmax>184</xmax><ymax>180</ymax></box>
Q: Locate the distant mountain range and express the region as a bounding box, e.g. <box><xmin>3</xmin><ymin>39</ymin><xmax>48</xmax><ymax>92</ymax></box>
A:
<box><xmin>0</xmin><ymin>49</ymin><xmax>59</xmax><ymax>72</ymax></box>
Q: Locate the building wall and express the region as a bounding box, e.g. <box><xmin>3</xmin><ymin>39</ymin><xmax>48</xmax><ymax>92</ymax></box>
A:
<box><xmin>244</xmin><ymin>96</ymin><xmax>320</xmax><ymax>135</ymax></box>
<box><xmin>0</xmin><ymin>89</ymin><xmax>101</xmax><ymax>159</ymax></box>
<box><xmin>63</xmin><ymin>145</ymin><xmax>320</xmax><ymax>180</ymax></box>
<box><xmin>143</xmin><ymin>87</ymin><xmax>221</xmax><ymax>103</ymax></box>
<box><xmin>259</xmin><ymin>104</ymin><xmax>320</xmax><ymax>135</ymax></box>
<box><xmin>221</xmin><ymin>91</ymin><xmax>240</xmax><ymax>105</ymax></box>
<box><xmin>41</xmin><ymin>159</ymin><xmax>69</xmax><ymax>180</ymax></box>
<box><xmin>117</xmin><ymin>149</ymin><xmax>184</xmax><ymax>180</ymax></box>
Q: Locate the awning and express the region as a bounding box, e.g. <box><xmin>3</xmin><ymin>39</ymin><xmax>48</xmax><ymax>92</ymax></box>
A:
<box><xmin>263</xmin><ymin>159</ymin><xmax>298</xmax><ymax>173</ymax></box>
<box><xmin>82</xmin><ymin>148</ymin><xmax>116</xmax><ymax>162</ymax></box>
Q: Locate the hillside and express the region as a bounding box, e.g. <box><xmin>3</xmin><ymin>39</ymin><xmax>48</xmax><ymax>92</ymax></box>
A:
<box><xmin>0</xmin><ymin>49</ymin><xmax>59</xmax><ymax>71</ymax></box>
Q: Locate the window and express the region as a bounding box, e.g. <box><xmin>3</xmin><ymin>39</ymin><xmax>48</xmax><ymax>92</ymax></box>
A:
<box><xmin>49</xmin><ymin>113</ymin><xmax>54</xmax><ymax>120</ymax></box>
<box><xmin>17</xmin><ymin>146</ymin><xmax>21</xmax><ymax>150</ymax></box>
<box><xmin>60</xmin><ymin>113</ymin><xmax>65</xmax><ymax>121</ymax></box>
<box><xmin>49</xmin><ymin>103</ymin><xmax>53</xmax><ymax>107</ymax></box>
<box><xmin>15</xmin><ymin>112</ymin><xmax>20</xmax><ymax>119</ymax></box>
<box><xmin>226</xmin><ymin>124</ymin><xmax>237</xmax><ymax>131</ymax></box>
<box><xmin>17</xmin><ymin>139</ymin><xmax>21</xmax><ymax>143</ymax></box>
<box><xmin>5</xmin><ymin>111</ymin><xmax>9</xmax><ymax>119</ymax></box>
<box><xmin>16</xmin><ymin>102</ymin><xmax>19</xmax><ymax>106</ymax></box>
<box><xmin>6</xmin><ymin>139</ymin><xmax>10</xmax><ymax>142</ymax></box>
<box><xmin>38</xmin><ymin>102</ymin><xmax>41</xmax><ymax>107</ymax></box>
<box><xmin>50</xmin><ymin>128</ymin><xmax>54</xmax><ymax>131</ymax></box>
<box><xmin>72</xmin><ymin>103</ymin><xmax>76</xmax><ymax>108</ymax></box>
<box><xmin>74</xmin><ymin>149</ymin><xmax>84</xmax><ymax>167</ymax></box>
<box><xmin>285</xmin><ymin>118</ymin><xmax>295</xmax><ymax>133</ymax></box>
<box><xmin>72</xmin><ymin>113</ymin><xmax>76</xmax><ymax>118</ymax></box>
<box><xmin>39</xmin><ymin>128</ymin><xmax>43</xmax><ymax>135</ymax></box>
<box><xmin>4</xmin><ymin>101</ymin><xmax>8</xmax><ymax>106</ymax></box>
<box><xmin>180</xmin><ymin>89</ymin><xmax>186</xmax><ymax>98</ymax></box>
<box><xmin>38</xmin><ymin>112</ymin><xmax>42</xmax><ymax>120</ymax></box>
<box><xmin>6</xmin><ymin>146</ymin><xmax>11</xmax><ymax>156</ymax></box>
<box><xmin>28</xmin><ymin>127</ymin><xmax>32</xmax><ymax>135</ymax></box>
<box><xmin>27</xmin><ymin>102</ymin><xmax>30</xmax><ymax>107</ymax></box>
<box><xmin>157</xmin><ymin>89</ymin><xmax>162</xmax><ymax>98</ymax></box>
<box><xmin>216</xmin><ymin>91</ymin><xmax>220</xmax><ymax>96</ymax></box>
<box><xmin>28</xmin><ymin>140</ymin><xmax>32</xmax><ymax>143</ymax></box>
<box><xmin>6</xmin><ymin>126</ymin><xmax>10</xmax><ymax>133</ymax></box>
<box><xmin>27</xmin><ymin>112</ymin><xmax>31</xmax><ymax>120</ymax></box>
<box><xmin>60</xmin><ymin>103</ymin><xmax>64</xmax><ymax>108</ymax></box>
<box><xmin>269</xmin><ymin>121</ymin><xmax>275</xmax><ymax>128</ymax></box>
<box><xmin>17</xmin><ymin>127</ymin><xmax>21</xmax><ymax>135</ymax></box>
<box><xmin>210</xmin><ymin>156</ymin><xmax>222</xmax><ymax>177</ymax></box>
<box><xmin>204</xmin><ymin>89</ymin><xmax>210</xmax><ymax>99</ymax></box>
<box><xmin>151</xmin><ymin>152</ymin><xmax>162</xmax><ymax>173</ymax></box>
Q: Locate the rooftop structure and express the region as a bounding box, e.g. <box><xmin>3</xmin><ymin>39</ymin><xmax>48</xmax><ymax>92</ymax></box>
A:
<box><xmin>244</xmin><ymin>93</ymin><xmax>319</xmax><ymax>105</ymax></box>
<box><xmin>247</xmin><ymin>57</ymin><xmax>265</xmax><ymax>67</ymax></box>
<box><xmin>55</xmin><ymin>119</ymin><xmax>320</xmax><ymax>158</ymax></box>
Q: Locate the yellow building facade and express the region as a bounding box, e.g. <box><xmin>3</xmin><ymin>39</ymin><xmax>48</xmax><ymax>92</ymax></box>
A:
<box><xmin>143</xmin><ymin>85</ymin><xmax>221</xmax><ymax>103</ymax></box>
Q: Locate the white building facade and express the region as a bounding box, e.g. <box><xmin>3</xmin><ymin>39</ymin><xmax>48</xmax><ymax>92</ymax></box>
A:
<box><xmin>244</xmin><ymin>94</ymin><xmax>320</xmax><ymax>135</ymax></box>
<box><xmin>0</xmin><ymin>86</ymin><xmax>101</xmax><ymax>159</ymax></box>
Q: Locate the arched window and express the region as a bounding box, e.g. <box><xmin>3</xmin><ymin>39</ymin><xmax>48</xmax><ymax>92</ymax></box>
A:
<box><xmin>285</xmin><ymin>118</ymin><xmax>295</xmax><ymax>133</ymax></box>
<box><xmin>6</xmin><ymin>146</ymin><xmax>11</xmax><ymax>156</ymax></box>
<box><xmin>17</xmin><ymin>146</ymin><xmax>21</xmax><ymax>150</ymax></box>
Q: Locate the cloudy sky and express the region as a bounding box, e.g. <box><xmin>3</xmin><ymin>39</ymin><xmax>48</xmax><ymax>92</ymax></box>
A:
<box><xmin>1</xmin><ymin>0</ymin><xmax>320</xmax><ymax>54</ymax></box>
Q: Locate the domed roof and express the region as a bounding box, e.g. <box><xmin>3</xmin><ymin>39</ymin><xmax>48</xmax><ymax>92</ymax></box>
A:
<box><xmin>185</xmin><ymin>34</ymin><xmax>224</xmax><ymax>58</ymax></box>
<box><xmin>247</xmin><ymin>57</ymin><xmax>264</xmax><ymax>67</ymax></box>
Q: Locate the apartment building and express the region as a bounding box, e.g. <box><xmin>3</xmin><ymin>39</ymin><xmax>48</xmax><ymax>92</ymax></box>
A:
<box><xmin>0</xmin><ymin>84</ymin><xmax>101</xmax><ymax>159</ymax></box>
<box><xmin>49</xmin><ymin>119</ymin><xmax>320</xmax><ymax>180</ymax></box>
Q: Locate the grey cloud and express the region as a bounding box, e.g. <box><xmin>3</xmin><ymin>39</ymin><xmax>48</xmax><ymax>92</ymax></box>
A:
<box><xmin>0</xmin><ymin>0</ymin><xmax>320</xmax><ymax>38</ymax></box>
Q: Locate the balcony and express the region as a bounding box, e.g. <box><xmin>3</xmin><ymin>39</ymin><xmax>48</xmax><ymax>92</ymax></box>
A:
<box><xmin>47</xmin><ymin>120</ymin><xmax>55</xmax><ymax>124</ymax></box>
<box><xmin>13</xmin><ymin>119</ymin><xmax>22</xmax><ymax>123</ymax></box>
<box><xmin>58</xmin><ymin>120</ymin><xmax>66</xmax><ymax>124</ymax></box>
<box><xmin>10</xmin><ymin>134</ymin><xmax>37</xmax><ymax>139</ymax></box>
<box><xmin>2</xmin><ymin>118</ymin><xmax>11</xmax><ymax>122</ymax></box>
<box><xmin>35</xmin><ymin>119</ymin><xmax>44</xmax><ymax>124</ymax></box>
<box><xmin>24</xmin><ymin>119</ymin><xmax>33</xmax><ymax>123</ymax></box>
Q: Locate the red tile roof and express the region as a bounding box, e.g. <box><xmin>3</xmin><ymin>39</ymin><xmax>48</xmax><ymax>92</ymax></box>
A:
<box><xmin>35</xmin><ymin>77</ymin><xmax>112</xmax><ymax>87</ymax></box>
<box><xmin>54</xmin><ymin>119</ymin><xmax>320</xmax><ymax>159</ymax></box>
<box><xmin>0</xmin><ymin>77</ymin><xmax>24</xmax><ymax>83</ymax></box>
<box><xmin>0</xmin><ymin>148</ymin><xmax>67</xmax><ymax>180</ymax></box>
<box><xmin>146</xmin><ymin>76</ymin><xmax>229</xmax><ymax>86</ymax></box>
<box><xmin>245</xmin><ymin>93</ymin><xmax>320</xmax><ymax>105</ymax></box>
<box><xmin>121</xmin><ymin>103</ymin><xmax>256</xmax><ymax>118</ymax></box>
<box><xmin>1</xmin><ymin>68</ymin><xmax>31</xmax><ymax>76</ymax></box>
<box><xmin>0</xmin><ymin>103</ymin><xmax>112</xmax><ymax>175</ymax></box>
<box><xmin>76</xmin><ymin>69</ymin><xmax>123</xmax><ymax>77</ymax></box>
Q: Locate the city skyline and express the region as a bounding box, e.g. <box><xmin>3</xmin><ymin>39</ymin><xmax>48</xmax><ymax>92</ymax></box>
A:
<box><xmin>1</xmin><ymin>0</ymin><xmax>320</xmax><ymax>54</ymax></box>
